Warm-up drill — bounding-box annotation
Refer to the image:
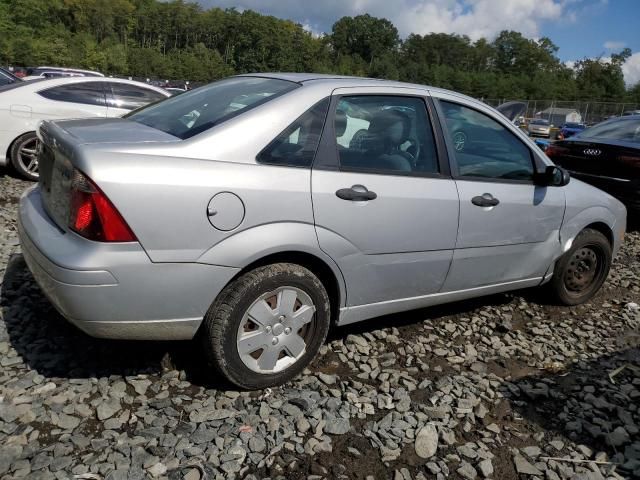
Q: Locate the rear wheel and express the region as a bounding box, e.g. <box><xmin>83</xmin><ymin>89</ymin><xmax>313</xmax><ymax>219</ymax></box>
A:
<box><xmin>548</xmin><ymin>228</ymin><xmax>611</xmax><ymax>305</ymax></box>
<box><xmin>10</xmin><ymin>132</ymin><xmax>40</xmax><ymax>181</ymax></box>
<box><xmin>201</xmin><ymin>263</ymin><xmax>331</xmax><ymax>389</ymax></box>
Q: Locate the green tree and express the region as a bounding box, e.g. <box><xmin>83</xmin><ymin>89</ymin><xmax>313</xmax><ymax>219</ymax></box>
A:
<box><xmin>575</xmin><ymin>49</ymin><xmax>631</xmax><ymax>101</ymax></box>
<box><xmin>331</xmin><ymin>14</ymin><xmax>399</xmax><ymax>64</ymax></box>
<box><xmin>0</xmin><ymin>0</ymin><xmax>637</xmax><ymax>102</ymax></box>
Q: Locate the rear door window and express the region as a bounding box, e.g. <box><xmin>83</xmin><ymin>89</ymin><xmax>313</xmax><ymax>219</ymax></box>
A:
<box><xmin>38</xmin><ymin>82</ymin><xmax>107</xmax><ymax>106</ymax></box>
<box><xmin>106</xmin><ymin>83</ymin><xmax>167</xmax><ymax>110</ymax></box>
<box><xmin>126</xmin><ymin>77</ymin><xmax>299</xmax><ymax>139</ymax></box>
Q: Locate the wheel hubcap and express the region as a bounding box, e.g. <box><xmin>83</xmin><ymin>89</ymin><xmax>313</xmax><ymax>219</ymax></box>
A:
<box><xmin>564</xmin><ymin>246</ymin><xmax>599</xmax><ymax>292</ymax></box>
<box><xmin>237</xmin><ymin>287</ymin><xmax>316</xmax><ymax>374</ymax></box>
<box><xmin>18</xmin><ymin>138</ymin><xmax>40</xmax><ymax>176</ymax></box>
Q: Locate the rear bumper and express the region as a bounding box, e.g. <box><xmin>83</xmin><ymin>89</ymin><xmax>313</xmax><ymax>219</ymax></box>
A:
<box><xmin>18</xmin><ymin>187</ymin><xmax>240</xmax><ymax>340</ymax></box>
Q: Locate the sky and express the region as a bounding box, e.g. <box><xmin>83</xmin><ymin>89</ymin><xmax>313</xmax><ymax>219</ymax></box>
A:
<box><xmin>197</xmin><ymin>0</ymin><xmax>640</xmax><ymax>86</ymax></box>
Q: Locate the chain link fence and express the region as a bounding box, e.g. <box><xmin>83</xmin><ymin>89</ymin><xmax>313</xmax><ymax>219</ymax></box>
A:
<box><xmin>481</xmin><ymin>99</ymin><xmax>640</xmax><ymax>126</ymax></box>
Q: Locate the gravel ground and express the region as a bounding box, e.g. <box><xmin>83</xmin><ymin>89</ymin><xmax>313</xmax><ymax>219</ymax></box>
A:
<box><xmin>1</xmin><ymin>172</ymin><xmax>639</xmax><ymax>480</ymax></box>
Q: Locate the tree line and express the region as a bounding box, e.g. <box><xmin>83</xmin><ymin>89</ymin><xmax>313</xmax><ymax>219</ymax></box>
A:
<box><xmin>1</xmin><ymin>0</ymin><xmax>639</xmax><ymax>103</ymax></box>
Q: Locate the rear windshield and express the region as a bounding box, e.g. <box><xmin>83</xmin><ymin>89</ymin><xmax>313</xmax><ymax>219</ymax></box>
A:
<box><xmin>564</xmin><ymin>123</ymin><xmax>584</xmax><ymax>129</ymax></box>
<box><xmin>576</xmin><ymin>118</ymin><xmax>640</xmax><ymax>143</ymax></box>
<box><xmin>126</xmin><ymin>76</ymin><xmax>299</xmax><ymax>139</ymax></box>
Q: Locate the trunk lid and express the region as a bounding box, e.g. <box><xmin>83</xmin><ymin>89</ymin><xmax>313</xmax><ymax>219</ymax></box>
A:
<box><xmin>551</xmin><ymin>138</ymin><xmax>638</xmax><ymax>180</ymax></box>
<box><xmin>38</xmin><ymin>118</ymin><xmax>178</xmax><ymax>231</ymax></box>
<box><xmin>495</xmin><ymin>101</ymin><xmax>527</xmax><ymax>123</ymax></box>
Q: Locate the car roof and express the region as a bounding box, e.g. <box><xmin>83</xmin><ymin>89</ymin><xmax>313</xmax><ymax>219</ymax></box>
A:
<box><xmin>34</xmin><ymin>66</ymin><xmax>104</xmax><ymax>76</ymax></box>
<box><xmin>591</xmin><ymin>114</ymin><xmax>640</xmax><ymax>128</ymax></box>
<box><xmin>12</xmin><ymin>76</ymin><xmax>169</xmax><ymax>95</ymax></box>
<box><xmin>608</xmin><ymin>114</ymin><xmax>640</xmax><ymax>120</ymax></box>
<box><xmin>237</xmin><ymin>72</ymin><xmax>470</xmax><ymax>100</ymax></box>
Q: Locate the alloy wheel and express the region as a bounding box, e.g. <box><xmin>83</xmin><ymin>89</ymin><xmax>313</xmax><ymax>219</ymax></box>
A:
<box><xmin>17</xmin><ymin>137</ymin><xmax>40</xmax><ymax>177</ymax></box>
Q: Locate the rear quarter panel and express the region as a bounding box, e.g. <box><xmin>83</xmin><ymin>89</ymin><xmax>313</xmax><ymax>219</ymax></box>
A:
<box><xmin>79</xmin><ymin>147</ymin><xmax>349</xmax><ymax>304</ymax></box>
<box><xmin>80</xmin><ymin>148</ymin><xmax>318</xmax><ymax>263</ymax></box>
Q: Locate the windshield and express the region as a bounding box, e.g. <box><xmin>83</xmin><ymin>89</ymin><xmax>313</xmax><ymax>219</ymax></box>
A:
<box><xmin>127</xmin><ymin>76</ymin><xmax>299</xmax><ymax>139</ymax></box>
<box><xmin>576</xmin><ymin>118</ymin><xmax>640</xmax><ymax>143</ymax></box>
<box><xmin>0</xmin><ymin>68</ymin><xmax>20</xmax><ymax>82</ymax></box>
<box><xmin>564</xmin><ymin>123</ymin><xmax>584</xmax><ymax>129</ymax></box>
<box><xmin>531</xmin><ymin>119</ymin><xmax>549</xmax><ymax>125</ymax></box>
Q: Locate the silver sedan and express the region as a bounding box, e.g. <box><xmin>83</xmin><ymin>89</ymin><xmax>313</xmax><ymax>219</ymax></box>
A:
<box><xmin>18</xmin><ymin>74</ymin><xmax>626</xmax><ymax>389</ymax></box>
<box><xmin>528</xmin><ymin>118</ymin><xmax>552</xmax><ymax>137</ymax></box>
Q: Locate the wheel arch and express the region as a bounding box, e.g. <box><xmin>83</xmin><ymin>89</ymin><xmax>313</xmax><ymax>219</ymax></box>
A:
<box><xmin>4</xmin><ymin>133</ymin><xmax>22</xmax><ymax>166</ymax></box>
<box><xmin>560</xmin><ymin>206</ymin><xmax>618</xmax><ymax>255</ymax></box>
<box><xmin>583</xmin><ymin>221</ymin><xmax>614</xmax><ymax>247</ymax></box>
<box><xmin>224</xmin><ymin>250</ymin><xmax>344</xmax><ymax>323</ymax></box>
<box><xmin>197</xmin><ymin>222</ymin><xmax>348</xmax><ymax>319</ymax></box>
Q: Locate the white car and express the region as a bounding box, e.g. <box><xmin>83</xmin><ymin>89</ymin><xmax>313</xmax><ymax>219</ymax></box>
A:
<box><xmin>0</xmin><ymin>77</ymin><xmax>169</xmax><ymax>179</ymax></box>
<box><xmin>22</xmin><ymin>66</ymin><xmax>104</xmax><ymax>81</ymax></box>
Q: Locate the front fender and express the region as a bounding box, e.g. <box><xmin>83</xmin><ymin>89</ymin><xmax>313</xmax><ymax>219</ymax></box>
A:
<box><xmin>559</xmin><ymin>206</ymin><xmax>621</xmax><ymax>257</ymax></box>
<box><xmin>197</xmin><ymin>222</ymin><xmax>347</xmax><ymax>307</ymax></box>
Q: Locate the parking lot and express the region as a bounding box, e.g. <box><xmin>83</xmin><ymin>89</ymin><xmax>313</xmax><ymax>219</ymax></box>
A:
<box><xmin>1</xmin><ymin>173</ymin><xmax>639</xmax><ymax>479</ymax></box>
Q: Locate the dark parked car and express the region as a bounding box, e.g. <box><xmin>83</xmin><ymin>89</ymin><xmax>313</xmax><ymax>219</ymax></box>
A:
<box><xmin>0</xmin><ymin>67</ymin><xmax>21</xmax><ymax>86</ymax></box>
<box><xmin>559</xmin><ymin>122</ymin><xmax>586</xmax><ymax>139</ymax></box>
<box><xmin>546</xmin><ymin>115</ymin><xmax>640</xmax><ymax>211</ymax></box>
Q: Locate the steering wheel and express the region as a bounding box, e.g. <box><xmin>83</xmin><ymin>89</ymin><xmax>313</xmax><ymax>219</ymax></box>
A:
<box><xmin>452</xmin><ymin>130</ymin><xmax>467</xmax><ymax>152</ymax></box>
<box><xmin>401</xmin><ymin>136</ymin><xmax>421</xmax><ymax>166</ymax></box>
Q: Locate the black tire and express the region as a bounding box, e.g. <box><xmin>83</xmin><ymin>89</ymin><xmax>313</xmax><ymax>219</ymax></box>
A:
<box><xmin>201</xmin><ymin>263</ymin><xmax>331</xmax><ymax>390</ymax></box>
<box><xmin>548</xmin><ymin>228</ymin><xmax>612</xmax><ymax>305</ymax></box>
<box><xmin>10</xmin><ymin>132</ymin><xmax>40</xmax><ymax>181</ymax></box>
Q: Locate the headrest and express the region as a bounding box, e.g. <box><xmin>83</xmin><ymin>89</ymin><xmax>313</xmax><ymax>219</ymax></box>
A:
<box><xmin>368</xmin><ymin>109</ymin><xmax>410</xmax><ymax>135</ymax></box>
<box><xmin>335</xmin><ymin>109</ymin><xmax>347</xmax><ymax>137</ymax></box>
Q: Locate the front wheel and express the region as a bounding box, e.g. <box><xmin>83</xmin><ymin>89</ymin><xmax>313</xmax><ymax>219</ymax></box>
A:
<box><xmin>547</xmin><ymin>228</ymin><xmax>612</xmax><ymax>305</ymax></box>
<box><xmin>201</xmin><ymin>263</ymin><xmax>331</xmax><ymax>389</ymax></box>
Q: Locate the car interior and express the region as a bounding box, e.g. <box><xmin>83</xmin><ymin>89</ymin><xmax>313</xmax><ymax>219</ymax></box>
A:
<box><xmin>334</xmin><ymin>96</ymin><xmax>439</xmax><ymax>174</ymax></box>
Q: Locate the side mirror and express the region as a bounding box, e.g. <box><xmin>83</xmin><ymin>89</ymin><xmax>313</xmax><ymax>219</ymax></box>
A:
<box><xmin>537</xmin><ymin>165</ymin><xmax>570</xmax><ymax>187</ymax></box>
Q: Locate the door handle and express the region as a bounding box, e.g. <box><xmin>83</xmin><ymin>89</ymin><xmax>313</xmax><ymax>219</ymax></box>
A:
<box><xmin>336</xmin><ymin>185</ymin><xmax>377</xmax><ymax>201</ymax></box>
<box><xmin>471</xmin><ymin>193</ymin><xmax>499</xmax><ymax>207</ymax></box>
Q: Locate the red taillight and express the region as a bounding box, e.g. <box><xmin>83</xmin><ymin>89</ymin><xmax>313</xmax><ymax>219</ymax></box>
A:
<box><xmin>545</xmin><ymin>144</ymin><xmax>570</xmax><ymax>157</ymax></box>
<box><xmin>69</xmin><ymin>170</ymin><xmax>137</xmax><ymax>242</ymax></box>
<box><xmin>618</xmin><ymin>155</ymin><xmax>640</xmax><ymax>166</ymax></box>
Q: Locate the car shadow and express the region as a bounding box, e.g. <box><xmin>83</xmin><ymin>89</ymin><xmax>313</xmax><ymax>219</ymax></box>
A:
<box><xmin>627</xmin><ymin>214</ymin><xmax>640</xmax><ymax>233</ymax></box>
<box><xmin>3</xmin><ymin>250</ymin><xmax>636</xmax><ymax>396</ymax></box>
<box><xmin>329</xmin><ymin>292</ymin><xmax>514</xmax><ymax>341</ymax></box>
<box><xmin>502</xmin><ymin>343</ymin><xmax>640</xmax><ymax>474</ymax></box>
<box><xmin>0</xmin><ymin>164</ymin><xmax>25</xmax><ymax>181</ymax></box>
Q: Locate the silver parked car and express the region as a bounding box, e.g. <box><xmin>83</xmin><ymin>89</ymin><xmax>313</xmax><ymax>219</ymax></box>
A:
<box><xmin>18</xmin><ymin>74</ymin><xmax>626</xmax><ymax>389</ymax></box>
<box><xmin>527</xmin><ymin>118</ymin><xmax>552</xmax><ymax>137</ymax></box>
